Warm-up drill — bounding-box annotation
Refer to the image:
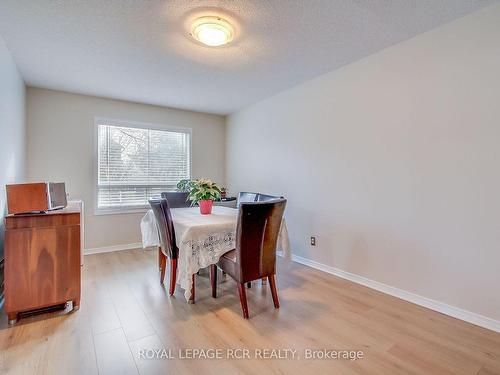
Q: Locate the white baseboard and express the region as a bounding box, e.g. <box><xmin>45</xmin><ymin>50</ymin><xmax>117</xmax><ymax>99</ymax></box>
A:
<box><xmin>288</xmin><ymin>254</ymin><xmax>500</xmax><ymax>333</ymax></box>
<box><xmin>84</xmin><ymin>242</ymin><xmax>143</xmax><ymax>255</ymax></box>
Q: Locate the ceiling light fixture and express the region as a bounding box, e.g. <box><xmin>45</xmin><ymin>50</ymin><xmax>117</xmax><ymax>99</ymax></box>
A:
<box><xmin>191</xmin><ymin>16</ymin><xmax>234</xmax><ymax>47</ymax></box>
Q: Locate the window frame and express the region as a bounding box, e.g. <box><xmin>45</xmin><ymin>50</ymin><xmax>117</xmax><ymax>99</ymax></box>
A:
<box><xmin>93</xmin><ymin>117</ymin><xmax>193</xmax><ymax>215</ymax></box>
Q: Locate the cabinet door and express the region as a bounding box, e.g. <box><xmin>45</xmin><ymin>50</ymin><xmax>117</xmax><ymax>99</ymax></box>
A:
<box><xmin>5</xmin><ymin>229</ymin><xmax>32</xmax><ymax>312</ymax></box>
<box><xmin>5</xmin><ymin>225</ymin><xmax>80</xmax><ymax>312</ymax></box>
<box><xmin>53</xmin><ymin>225</ymin><xmax>81</xmax><ymax>303</ymax></box>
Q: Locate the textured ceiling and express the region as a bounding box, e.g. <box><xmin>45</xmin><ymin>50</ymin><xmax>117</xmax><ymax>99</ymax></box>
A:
<box><xmin>0</xmin><ymin>0</ymin><xmax>497</xmax><ymax>115</ymax></box>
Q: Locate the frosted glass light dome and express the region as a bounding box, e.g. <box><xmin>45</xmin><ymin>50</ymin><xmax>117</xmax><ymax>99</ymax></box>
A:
<box><xmin>191</xmin><ymin>16</ymin><xmax>234</xmax><ymax>47</ymax></box>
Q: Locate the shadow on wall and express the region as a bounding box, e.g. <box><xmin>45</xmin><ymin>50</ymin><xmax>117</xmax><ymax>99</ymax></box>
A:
<box><xmin>0</xmin><ymin>188</ymin><xmax>5</xmax><ymax>260</ymax></box>
<box><xmin>0</xmin><ymin>190</ymin><xmax>5</xmax><ymax>307</ymax></box>
<box><xmin>0</xmin><ymin>186</ymin><xmax>7</xmax><ymax>261</ymax></box>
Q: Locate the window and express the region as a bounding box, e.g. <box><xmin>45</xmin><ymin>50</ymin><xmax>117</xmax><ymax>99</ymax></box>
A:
<box><xmin>96</xmin><ymin>118</ymin><xmax>191</xmax><ymax>213</ymax></box>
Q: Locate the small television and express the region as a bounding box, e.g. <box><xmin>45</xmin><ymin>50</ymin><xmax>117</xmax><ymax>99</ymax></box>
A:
<box><xmin>6</xmin><ymin>182</ymin><xmax>68</xmax><ymax>214</ymax></box>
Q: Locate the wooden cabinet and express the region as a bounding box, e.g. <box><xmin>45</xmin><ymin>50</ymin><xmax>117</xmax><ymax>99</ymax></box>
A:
<box><xmin>4</xmin><ymin>205</ymin><xmax>81</xmax><ymax>324</ymax></box>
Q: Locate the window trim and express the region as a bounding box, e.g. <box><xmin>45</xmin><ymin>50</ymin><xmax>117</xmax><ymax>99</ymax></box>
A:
<box><xmin>93</xmin><ymin>117</ymin><xmax>193</xmax><ymax>215</ymax></box>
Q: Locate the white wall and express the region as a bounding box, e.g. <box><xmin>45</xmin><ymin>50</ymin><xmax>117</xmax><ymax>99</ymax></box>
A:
<box><xmin>226</xmin><ymin>5</ymin><xmax>500</xmax><ymax>322</ymax></box>
<box><xmin>26</xmin><ymin>88</ymin><xmax>225</xmax><ymax>250</ymax></box>
<box><xmin>0</xmin><ymin>36</ymin><xmax>26</xmax><ymax>260</ymax></box>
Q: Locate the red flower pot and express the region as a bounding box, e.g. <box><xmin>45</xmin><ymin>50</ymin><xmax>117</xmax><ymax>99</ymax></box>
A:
<box><xmin>199</xmin><ymin>199</ymin><xmax>213</xmax><ymax>215</ymax></box>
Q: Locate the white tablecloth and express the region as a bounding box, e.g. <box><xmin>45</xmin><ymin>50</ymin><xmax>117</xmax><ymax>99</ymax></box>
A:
<box><xmin>141</xmin><ymin>206</ymin><xmax>291</xmax><ymax>301</ymax></box>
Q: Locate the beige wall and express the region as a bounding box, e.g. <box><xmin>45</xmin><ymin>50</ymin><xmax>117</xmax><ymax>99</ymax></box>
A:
<box><xmin>26</xmin><ymin>88</ymin><xmax>225</xmax><ymax>250</ymax></box>
<box><xmin>0</xmin><ymin>36</ymin><xmax>25</xmax><ymax>260</ymax></box>
<box><xmin>226</xmin><ymin>5</ymin><xmax>500</xmax><ymax>321</ymax></box>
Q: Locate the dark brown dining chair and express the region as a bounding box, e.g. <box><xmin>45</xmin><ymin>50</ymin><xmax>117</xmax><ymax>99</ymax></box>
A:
<box><xmin>149</xmin><ymin>198</ymin><xmax>179</xmax><ymax>295</ymax></box>
<box><xmin>256</xmin><ymin>193</ymin><xmax>283</xmax><ymax>202</ymax></box>
<box><xmin>161</xmin><ymin>191</ymin><xmax>191</xmax><ymax>208</ymax></box>
<box><xmin>210</xmin><ymin>199</ymin><xmax>287</xmax><ymax>318</ymax></box>
<box><xmin>236</xmin><ymin>192</ymin><xmax>258</xmax><ymax>207</ymax></box>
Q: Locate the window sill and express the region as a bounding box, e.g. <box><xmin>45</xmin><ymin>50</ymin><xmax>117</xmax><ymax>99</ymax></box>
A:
<box><xmin>94</xmin><ymin>207</ymin><xmax>149</xmax><ymax>216</ymax></box>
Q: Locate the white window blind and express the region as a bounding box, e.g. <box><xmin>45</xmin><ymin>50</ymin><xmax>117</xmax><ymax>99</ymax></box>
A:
<box><xmin>97</xmin><ymin>120</ymin><xmax>191</xmax><ymax>211</ymax></box>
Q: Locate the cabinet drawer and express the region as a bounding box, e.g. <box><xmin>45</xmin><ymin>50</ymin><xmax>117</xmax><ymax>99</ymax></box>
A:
<box><xmin>5</xmin><ymin>212</ymin><xmax>80</xmax><ymax>230</ymax></box>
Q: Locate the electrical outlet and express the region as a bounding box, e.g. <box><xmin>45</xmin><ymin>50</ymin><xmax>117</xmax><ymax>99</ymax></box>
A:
<box><xmin>310</xmin><ymin>236</ymin><xmax>316</xmax><ymax>246</ymax></box>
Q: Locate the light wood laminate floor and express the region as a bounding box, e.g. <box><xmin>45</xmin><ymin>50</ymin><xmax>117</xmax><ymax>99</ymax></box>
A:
<box><xmin>0</xmin><ymin>249</ymin><xmax>499</xmax><ymax>375</ymax></box>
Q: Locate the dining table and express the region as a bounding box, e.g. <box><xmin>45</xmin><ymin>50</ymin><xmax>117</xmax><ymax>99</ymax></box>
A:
<box><xmin>141</xmin><ymin>206</ymin><xmax>291</xmax><ymax>301</ymax></box>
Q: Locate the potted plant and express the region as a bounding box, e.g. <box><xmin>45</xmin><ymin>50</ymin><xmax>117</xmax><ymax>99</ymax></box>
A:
<box><xmin>187</xmin><ymin>179</ymin><xmax>222</xmax><ymax>214</ymax></box>
<box><xmin>176</xmin><ymin>179</ymin><xmax>195</xmax><ymax>192</ymax></box>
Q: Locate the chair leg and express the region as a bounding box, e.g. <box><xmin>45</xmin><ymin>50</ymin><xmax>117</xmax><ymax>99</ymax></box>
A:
<box><xmin>237</xmin><ymin>283</ymin><xmax>249</xmax><ymax>319</ymax></box>
<box><xmin>210</xmin><ymin>265</ymin><xmax>217</xmax><ymax>298</ymax></box>
<box><xmin>159</xmin><ymin>250</ymin><xmax>167</xmax><ymax>284</ymax></box>
<box><xmin>268</xmin><ymin>274</ymin><xmax>280</xmax><ymax>309</ymax></box>
<box><xmin>158</xmin><ymin>247</ymin><xmax>162</xmax><ymax>272</ymax></box>
<box><xmin>169</xmin><ymin>258</ymin><xmax>177</xmax><ymax>296</ymax></box>
<box><xmin>189</xmin><ymin>274</ymin><xmax>195</xmax><ymax>303</ymax></box>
